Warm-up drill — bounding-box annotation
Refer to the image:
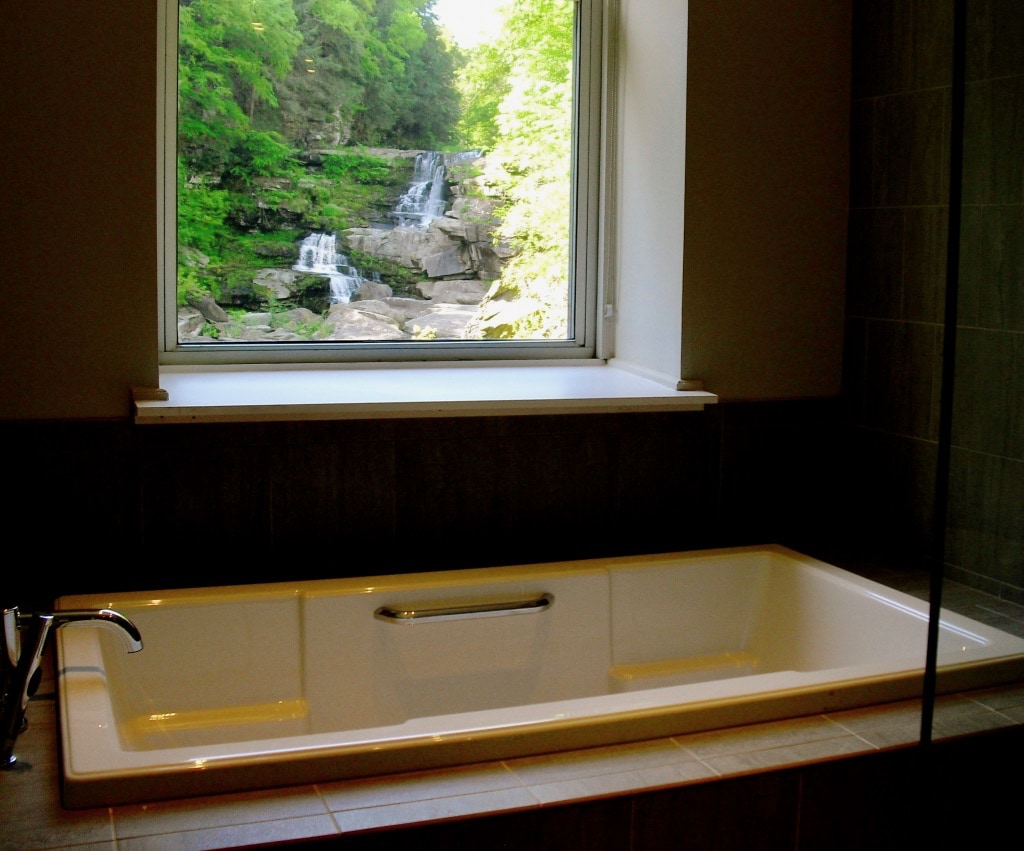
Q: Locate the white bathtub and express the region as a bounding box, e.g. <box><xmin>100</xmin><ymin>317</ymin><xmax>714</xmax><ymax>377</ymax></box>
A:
<box><xmin>56</xmin><ymin>545</ymin><xmax>1024</xmax><ymax>808</ymax></box>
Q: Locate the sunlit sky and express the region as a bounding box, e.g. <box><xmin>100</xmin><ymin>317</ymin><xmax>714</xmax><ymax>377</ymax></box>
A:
<box><xmin>432</xmin><ymin>0</ymin><xmax>505</xmax><ymax>48</ymax></box>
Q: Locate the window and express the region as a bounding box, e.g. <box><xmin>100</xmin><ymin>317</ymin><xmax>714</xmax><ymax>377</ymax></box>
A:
<box><xmin>160</xmin><ymin>0</ymin><xmax>604</xmax><ymax>366</ymax></box>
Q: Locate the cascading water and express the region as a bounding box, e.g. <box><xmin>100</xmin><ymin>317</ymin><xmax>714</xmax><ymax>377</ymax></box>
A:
<box><xmin>390</xmin><ymin>151</ymin><xmax>448</xmax><ymax>228</ymax></box>
<box><xmin>292</xmin><ymin>232</ymin><xmax>370</xmax><ymax>303</ymax></box>
<box><xmin>294</xmin><ymin>151</ymin><xmax>479</xmax><ymax>304</ymax></box>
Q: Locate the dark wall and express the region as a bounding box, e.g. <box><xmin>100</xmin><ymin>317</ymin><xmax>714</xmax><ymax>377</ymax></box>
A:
<box><xmin>4</xmin><ymin>402</ymin><xmax>847</xmax><ymax>606</ymax></box>
<box><xmin>0</xmin><ymin>1</ymin><xmax>158</xmax><ymax>420</ymax></box>
<box><xmin>843</xmin><ymin>0</ymin><xmax>1023</xmax><ymax>604</ymax></box>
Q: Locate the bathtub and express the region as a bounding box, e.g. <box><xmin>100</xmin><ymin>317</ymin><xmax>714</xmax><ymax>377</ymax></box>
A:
<box><xmin>55</xmin><ymin>545</ymin><xmax>1024</xmax><ymax>808</ymax></box>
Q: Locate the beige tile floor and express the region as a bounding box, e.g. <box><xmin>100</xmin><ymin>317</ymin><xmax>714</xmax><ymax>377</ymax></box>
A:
<box><xmin>2</xmin><ymin>574</ymin><xmax>1022</xmax><ymax>851</ymax></box>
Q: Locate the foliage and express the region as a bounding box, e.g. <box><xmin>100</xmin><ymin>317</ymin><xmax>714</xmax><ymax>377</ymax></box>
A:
<box><xmin>472</xmin><ymin>0</ymin><xmax>575</xmax><ymax>339</ymax></box>
<box><xmin>322</xmin><ymin>152</ymin><xmax>392</xmax><ymax>183</ymax></box>
<box><xmin>454</xmin><ymin>41</ymin><xmax>508</xmax><ymax>151</ymax></box>
<box><xmin>175</xmin><ymin>0</ymin><xmax>577</xmax><ymax>340</ymax></box>
<box><xmin>224</xmin><ymin>130</ymin><xmax>300</xmax><ymax>185</ymax></box>
<box><xmin>176</xmin><ymin>165</ymin><xmax>234</xmax><ymax>258</ymax></box>
<box><xmin>178</xmin><ymin>0</ymin><xmax>301</xmax><ymax>178</ymax></box>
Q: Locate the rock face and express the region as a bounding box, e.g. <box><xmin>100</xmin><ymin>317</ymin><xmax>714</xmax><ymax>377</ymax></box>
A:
<box><xmin>179</xmin><ymin>151</ymin><xmax>514</xmax><ymax>343</ymax></box>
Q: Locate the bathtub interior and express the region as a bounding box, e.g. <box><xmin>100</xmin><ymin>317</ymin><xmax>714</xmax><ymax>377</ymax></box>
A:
<box><xmin>55</xmin><ymin>545</ymin><xmax>1024</xmax><ymax>807</ymax></box>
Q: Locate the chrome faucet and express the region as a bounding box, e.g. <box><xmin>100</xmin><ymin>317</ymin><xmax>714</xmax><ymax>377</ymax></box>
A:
<box><xmin>1</xmin><ymin>606</ymin><xmax>143</xmax><ymax>769</ymax></box>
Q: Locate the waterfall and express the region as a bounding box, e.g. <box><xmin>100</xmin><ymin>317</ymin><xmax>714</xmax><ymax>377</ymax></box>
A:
<box><xmin>292</xmin><ymin>151</ymin><xmax>482</xmax><ymax>303</ymax></box>
<box><xmin>292</xmin><ymin>232</ymin><xmax>370</xmax><ymax>303</ymax></box>
<box><xmin>390</xmin><ymin>151</ymin><xmax>448</xmax><ymax>228</ymax></box>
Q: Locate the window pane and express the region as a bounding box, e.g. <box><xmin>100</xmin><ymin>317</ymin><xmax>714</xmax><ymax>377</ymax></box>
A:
<box><xmin>172</xmin><ymin>0</ymin><xmax>582</xmax><ymax>355</ymax></box>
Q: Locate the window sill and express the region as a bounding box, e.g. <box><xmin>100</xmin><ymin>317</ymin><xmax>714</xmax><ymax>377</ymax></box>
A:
<box><xmin>134</xmin><ymin>361</ymin><xmax>717</xmax><ymax>424</ymax></box>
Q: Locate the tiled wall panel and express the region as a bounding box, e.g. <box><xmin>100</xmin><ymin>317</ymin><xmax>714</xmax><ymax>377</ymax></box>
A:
<box><xmin>846</xmin><ymin>0</ymin><xmax>1023</xmax><ymax>602</ymax></box>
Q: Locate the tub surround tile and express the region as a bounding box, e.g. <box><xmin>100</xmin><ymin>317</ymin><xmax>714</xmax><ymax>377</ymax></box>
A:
<box><xmin>967</xmin><ymin>682</ymin><xmax>1024</xmax><ymax>712</ymax></box>
<box><xmin>871</xmin><ymin>89</ymin><xmax>950</xmax><ymax>208</ymax></box>
<box><xmin>863</xmin><ymin>318</ymin><xmax>943</xmax><ymax>440</ymax></box>
<box><xmin>7</xmin><ymin>647</ymin><xmax>1023</xmax><ymax>851</ymax></box>
<box><xmin>975</xmin><ymin>596</ymin><xmax>1024</xmax><ymax>624</ymax></box>
<box><xmin>0</xmin><ymin>816</ymin><xmax>115</xmax><ymax>851</ymax></box>
<box><xmin>851</xmin><ymin>0</ymin><xmax>953</xmax><ymax>98</ymax></box>
<box><xmin>318</xmin><ymin>761</ymin><xmax>522</xmax><ymax>812</ymax></box>
<box><xmin>997</xmin><ymin>704</ymin><xmax>1024</xmax><ymax>724</ymax></box>
<box><xmin>826</xmin><ymin>699</ymin><xmax>926</xmax><ymax>749</ymax></box>
<box><xmin>846</xmin><ymin>207</ymin><xmax>905</xmax><ymax>320</ymax></box>
<box><xmin>962</xmin><ymin>76</ymin><xmax>1024</xmax><ymax>205</ymax></box>
<box><xmin>330</xmin><ymin>786</ymin><xmax>538</xmax><ymax>835</ymax></box>
<box><xmin>829</xmin><ymin>693</ymin><xmax>1016</xmax><ymax>750</ymax></box>
<box><xmin>938</xmin><ymin>581</ymin><xmax>1024</xmax><ymax>635</ymax></box>
<box><xmin>930</xmin><ymin>697</ymin><xmax>1021</xmax><ymax>739</ymax></box>
<box><xmin>3</xmin><ymin>689</ymin><xmax>1022</xmax><ymax>850</ymax></box>
<box><xmin>843</xmin><ymin>429</ymin><xmax>939</xmax><ymax>559</ymax></box>
<box><xmin>901</xmin><ymin>205</ymin><xmax>947</xmax><ymax>324</ymax></box>
<box><xmin>964</xmin><ymin>688</ymin><xmax>1024</xmax><ymax>725</ymax></box>
<box><xmin>518</xmin><ymin>758</ymin><xmax>717</xmax><ymax>808</ymax></box>
<box><xmin>504</xmin><ymin>738</ymin><xmax>716</xmax><ymax>806</ymax></box>
<box><xmin>503</xmin><ymin>738</ymin><xmax>690</xmax><ymax>785</ymax></box>
<box><xmin>951</xmin><ymin>331</ymin><xmax>1024</xmax><ymax>458</ymax></box>
<box><xmin>942</xmin><ymin>606</ymin><xmax>1024</xmax><ymax>637</ymax></box>
<box><xmin>967</xmin><ymin>0</ymin><xmax>1024</xmax><ymax>80</ymax></box>
<box><xmin>946</xmin><ymin>448</ymin><xmax>1024</xmax><ymax>599</ymax></box>
<box><xmin>110</xmin><ymin>786</ymin><xmax>328</xmax><ymax>839</ymax></box>
<box><xmin>114</xmin><ymin>814</ymin><xmax>338</xmax><ymax>851</ymax></box>
<box><xmin>958</xmin><ymin>205</ymin><xmax>1024</xmax><ymax>333</ymax></box>
<box><xmin>673</xmin><ymin>714</ymin><xmax>853</xmax><ymax>761</ymax></box>
<box><xmin>0</xmin><ymin>844</ymin><xmax>114</xmax><ymax>851</ymax></box>
<box><xmin>0</xmin><ymin>702</ymin><xmax>114</xmax><ymax>851</ymax></box>
<box><xmin>692</xmin><ymin>734</ymin><xmax>872</xmax><ymax>778</ymax></box>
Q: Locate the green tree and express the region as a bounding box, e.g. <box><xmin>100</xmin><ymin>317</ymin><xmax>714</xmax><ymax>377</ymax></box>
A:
<box><xmin>269</xmin><ymin>0</ymin><xmax>375</xmax><ymax>146</ymax></box>
<box><xmin>348</xmin><ymin>0</ymin><xmax>459</xmax><ymax>147</ymax></box>
<box><xmin>178</xmin><ymin>0</ymin><xmax>301</xmax><ymax>178</ymax></box>
<box><xmin>475</xmin><ymin>0</ymin><xmax>575</xmax><ymax>338</ymax></box>
<box><xmin>388</xmin><ymin>9</ymin><xmax>460</xmax><ymax>148</ymax></box>
<box><xmin>455</xmin><ymin>40</ymin><xmax>508</xmax><ymax>152</ymax></box>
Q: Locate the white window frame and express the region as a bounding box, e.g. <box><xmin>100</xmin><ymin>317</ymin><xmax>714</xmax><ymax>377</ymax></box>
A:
<box><xmin>144</xmin><ymin>1</ymin><xmax>716</xmax><ymax>423</ymax></box>
<box><xmin>158</xmin><ymin>0</ymin><xmax>606</xmax><ymax>367</ymax></box>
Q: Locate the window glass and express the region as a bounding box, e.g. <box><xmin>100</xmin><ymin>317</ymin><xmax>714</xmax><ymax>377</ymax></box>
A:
<box><xmin>163</xmin><ymin>0</ymin><xmax>599</xmax><ymax>364</ymax></box>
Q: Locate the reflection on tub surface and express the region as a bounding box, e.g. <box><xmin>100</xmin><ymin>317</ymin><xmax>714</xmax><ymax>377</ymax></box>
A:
<box><xmin>56</xmin><ymin>545</ymin><xmax>1024</xmax><ymax>808</ymax></box>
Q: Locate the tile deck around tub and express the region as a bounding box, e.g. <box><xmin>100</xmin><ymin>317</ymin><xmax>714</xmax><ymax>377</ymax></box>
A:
<box><xmin>2</xmin><ymin>681</ymin><xmax>1023</xmax><ymax>851</ymax></box>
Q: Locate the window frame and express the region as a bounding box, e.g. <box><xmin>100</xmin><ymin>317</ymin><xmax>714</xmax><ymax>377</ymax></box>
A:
<box><xmin>158</xmin><ymin>0</ymin><xmax>607</xmax><ymax>368</ymax></box>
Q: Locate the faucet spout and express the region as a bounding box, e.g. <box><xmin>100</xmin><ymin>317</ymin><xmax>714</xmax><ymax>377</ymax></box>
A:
<box><xmin>1</xmin><ymin>606</ymin><xmax>143</xmax><ymax>769</ymax></box>
<box><xmin>52</xmin><ymin>609</ymin><xmax>144</xmax><ymax>653</ymax></box>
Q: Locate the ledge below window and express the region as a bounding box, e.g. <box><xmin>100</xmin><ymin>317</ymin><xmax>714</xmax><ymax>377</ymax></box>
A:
<box><xmin>133</xmin><ymin>361</ymin><xmax>717</xmax><ymax>424</ymax></box>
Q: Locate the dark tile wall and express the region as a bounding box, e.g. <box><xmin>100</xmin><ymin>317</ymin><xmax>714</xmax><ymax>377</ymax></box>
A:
<box><xmin>1</xmin><ymin>402</ymin><xmax>848</xmax><ymax>605</ymax></box>
<box><xmin>947</xmin><ymin>0</ymin><xmax>1024</xmax><ymax>599</ymax></box>
<box><xmin>845</xmin><ymin>0</ymin><xmax>1023</xmax><ymax>603</ymax></box>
